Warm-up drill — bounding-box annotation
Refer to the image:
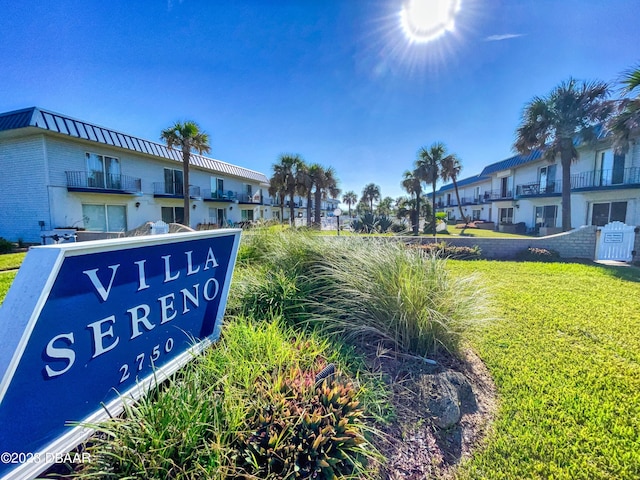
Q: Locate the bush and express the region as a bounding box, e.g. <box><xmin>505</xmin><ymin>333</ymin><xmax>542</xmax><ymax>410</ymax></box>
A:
<box><xmin>235</xmin><ymin>372</ymin><xmax>371</xmax><ymax>479</ymax></box>
<box><xmin>235</xmin><ymin>232</ymin><xmax>486</xmax><ymax>358</ymax></box>
<box><xmin>515</xmin><ymin>247</ymin><xmax>561</xmax><ymax>262</ymax></box>
<box><xmin>0</xmin><ymin>238</ymin><xmax>13</xmax><ymax>254</ymax></box>
<box><xmin>414</xmin><ymin>242</ymin><xmax>482</xmax><ymax>260</ymax></box>
<box><xmin>77</xmin><ymin>316</ymin><xmax>379</xmax><ymax>479</ymax></box>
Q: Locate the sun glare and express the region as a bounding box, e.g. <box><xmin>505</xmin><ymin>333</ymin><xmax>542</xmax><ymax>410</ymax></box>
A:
<box><xmin>400</xmin><ymin>0</ymin><xmax>462</xmax><ymax>43</ymax></box>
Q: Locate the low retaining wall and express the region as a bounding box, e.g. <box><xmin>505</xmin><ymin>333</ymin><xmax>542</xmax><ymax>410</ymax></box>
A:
<box><xmin>405</xmin><ymin>225</ymin><xmax>599</xmax><ymax>260</ymax></box>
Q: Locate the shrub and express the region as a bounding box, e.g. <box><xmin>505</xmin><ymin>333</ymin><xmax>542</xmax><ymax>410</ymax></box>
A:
<box><xmin>515</xmin><ymin>247</ymin><xmax>561</xmax><ymax>262</ymax></box>
<box><xmin>234</xmin><ymin>372</ymin><xmax>372</xmax><ymax>479</ymax></box>
<box><xmin>235</xmin><ymin>232</ymin><xmax>486</xmax><ymax>358</ymax></box>
<box><xmin>390</xmin><ymin>222</ymin><xmax>408</xmax><ymax>234</ymax></box>
<box><xmin>77</xmin><ymin>316</ymin><xmax>380</xmax><ymax>479</ymax></box>
<box><xmin>0</xmin><ymin>238</ymin><xmax>13</xmax><ymax>254</ymax></box>
<box><xmin>414</xmin><ymin>242</ymin><xmax>482</xmax><ymax>260</ymax></box>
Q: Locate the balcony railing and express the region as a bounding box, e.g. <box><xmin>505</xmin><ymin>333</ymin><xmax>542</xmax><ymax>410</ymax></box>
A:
<box><xmin>484</xmin><ymin>189</ymin><xmax>513</xmax><ymax>201</ymax></box>
<box><xmin>514</xmin><ymin>168</ymin><xmax>640</xmax><ymax>198</ymax></box>
<box><xmin>153</xmin><ymin>182</ymin><xmax>200</xmax><ymax>197</ymax></box>
<box><xmin>236</xmin><ymin>192</ymin><xmax>262</xmax><ymax>203</ymax></box>
<box><xmin>66</xmin><ymin>171</ymin><xmax>142</xmax><ymax>193</ymax></box>
<box><xmin>570</xmin><ymin>167</ymin><xmax>640</xmax><ymax>189</ymax></box>
<box><xmin>516</xmin><ymin>181</ymin><xmax>562</xmax><ymax>197</ymax></box>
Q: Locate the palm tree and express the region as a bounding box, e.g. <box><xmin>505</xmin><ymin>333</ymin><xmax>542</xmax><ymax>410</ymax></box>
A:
<box><xmin>313</xmin><ymin>166</ymin><xmax>340</xmax><ymax>228</ymax></box>
<box><xmin>609</xmin><ymin>63</ymin><xmax>640</xmax><ymax>154</ymax></box>
<box><xmin>377</xmin><ymin>196</ymin><xmax>395</xmax><ymax>216</ymax></box>
<box><xmin>272</xmin><ymin>154</ymin><xmax>304</xmax><ymax>227</ymax></box>
<box><xmin>401</xmin><ymin>169</ymin><xmax>422</xmax><ymax>235</ymax></box>
<box><xmin>342</xmin><ymin>191</ymin><xmax>358</xmax><ymax>218</ymax></box>
<box><xmin>361</xmin><ymin>183</ymin><xmax>381</xmax><ymax>212</ymax></box>
<box><xmin>515</xmin><ymin>78</ymin><xmax>611</xmax><ymax>231</ymax></box>
<box><xmin>417</xmin><ymin>143</ymin><xmax>451</xmax><ymax>237</ymax></box>
<box><xmin>297</xmin><ymin>162</ymin><xmax>317</xmax><ymax>226</ymax></box>
<box><xmin>160</xmin><ymin>121</ymin><xmax>210</xmax><ymax>227</ymax></box>
<box><xmin>439</xmin><ymin>154</ymin><xmax>467</xmax><ymax>224</ymax></box>
<box><xmin>268</xmin><ymin>171</ymin><xmax>287</xmax><ymax>224</ymax></box>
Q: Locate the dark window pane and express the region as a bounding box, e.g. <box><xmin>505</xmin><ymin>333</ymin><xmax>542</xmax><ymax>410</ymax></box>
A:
<box><xmin>175</xmin><ymin>207</ymin><xmax>185</xmax><ymax>224</ymax></box>
<box><xmin>592</xmin><ymin>203</ymin><xmax>609</xmax><ymax>226</ymax></box>
<box><xmin>611</xmin><ymin>202</ymin><xmax>627</xmax><ymax>223</ymax></box>
<box><xmin>161</xmin><ymin>207</ymin><xmax>173</xmax><ymax>224</ymax></box>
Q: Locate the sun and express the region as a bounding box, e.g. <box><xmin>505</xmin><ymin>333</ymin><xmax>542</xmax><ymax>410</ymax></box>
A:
<box><xmin>400</xmin><ymin>0</ymin><xmax>462</xmax><ymax>43</ymax></box>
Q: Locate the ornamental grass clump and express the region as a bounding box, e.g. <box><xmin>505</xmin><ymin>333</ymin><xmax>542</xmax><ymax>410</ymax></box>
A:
<box><xmin>236</xmin><ymin>231</ymin><xmax>486</xmax><ymax>358</ymax></box>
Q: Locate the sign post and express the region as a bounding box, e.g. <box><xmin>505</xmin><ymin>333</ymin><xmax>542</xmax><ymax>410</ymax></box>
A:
<box><xmin>333</xmin><ymin>208</ymin><xmax>342</xmax><ymax>236</ymax></box>
<box><xmin>0</xmin><ymin>229</ymin><xmax>241</xmax><ymax>479</ymax></box>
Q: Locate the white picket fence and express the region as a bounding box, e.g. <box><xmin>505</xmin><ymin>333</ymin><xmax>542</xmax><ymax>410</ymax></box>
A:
<box><xmin>596</xmin><ymin>222</ymin><xmax>635</xmax><ymax>262</ymax></box>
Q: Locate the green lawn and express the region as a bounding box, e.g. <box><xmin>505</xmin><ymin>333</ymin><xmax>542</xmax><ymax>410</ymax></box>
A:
<box><xmin>445</xmin><ymin>227</ymin><xmax>533</xmax><ymax>238</ymax></box>
<box><xmin>450</xmin><ymin>260</ymin><xmax>640</xmax><ymax>479</ymax></box>
<box><xmin>0</xmin><ymin>252</ymin><xmax>26</xmax><ymax>271</ymax></box>
<box><xmin>1</xmin><ymin>253</ymin><xmax>638</xmax><ymax>478</ymax></box>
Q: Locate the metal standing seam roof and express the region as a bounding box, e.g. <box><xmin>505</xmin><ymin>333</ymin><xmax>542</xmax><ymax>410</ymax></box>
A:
<box><xmin>479</xmin><ymin>149</ymin><xmax>543</xmax><ymax>176</ymax></box>
<box><xmin>0</xmin><ymin>107</ymin><xmax>270</xmax><ymax>184</ymax></box>
<box><xmin>437</xmin><ymin>174</ymin><xmax>490</xmax><ymax>193</ymax></box>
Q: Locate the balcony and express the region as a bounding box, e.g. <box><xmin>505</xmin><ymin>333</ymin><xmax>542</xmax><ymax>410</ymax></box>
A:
<box><xmin>571</xmin><ymin>167</ymin><xmax>640</xmax><ymax>190</ymax></box>
<box><xmin>236</xmin><ymin>192</ymin><xmax>262</xmax><ymax>204</ymax></box>
<box><xmin>483</xmin><ymin>189</ymin><xmax>514</xmax><ymax>201</ymax></box>
<box><xmin>201</xmin><ymin>189</ymin><xmax>238</xmax><ymax>202</ymax></box>
<box><xmin>516</xmin><ymin>181</ymin><xmax>562</xmax><ymax>197</ymax></box>
<box><xmin>153</xmin><ymin>182</ymin><xmax>200</xmax><ymax>198</ymax></box>
<box><xmin>66</xmin><ymin>171</ymin><xmax>142</xmax><ymax>194</ymax></box>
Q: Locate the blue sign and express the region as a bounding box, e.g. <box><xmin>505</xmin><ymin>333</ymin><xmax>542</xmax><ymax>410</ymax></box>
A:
<box><xmin>0</xmin><ymin>230</ymin><xmax>241</xmax><ymax>479</ymax></box>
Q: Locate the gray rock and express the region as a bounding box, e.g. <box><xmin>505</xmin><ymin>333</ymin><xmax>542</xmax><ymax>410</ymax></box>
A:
<box><xmin>417</xmin><ymin>373</ymin><xmax>462</xmax><ymax>429</ymax></box>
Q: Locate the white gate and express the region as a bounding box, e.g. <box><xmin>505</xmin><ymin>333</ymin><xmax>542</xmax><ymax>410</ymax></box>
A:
<box><xmin>151</xmin><ymin>220</ymin><xmax>169</xmax><ymax>235</ymax></box>
<box><xmin>596</xmin><ymin>222</ymin><xmax>635</xmax><ymax>262</ymax></box>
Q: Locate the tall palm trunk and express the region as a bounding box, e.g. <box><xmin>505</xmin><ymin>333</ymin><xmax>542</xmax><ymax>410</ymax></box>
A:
<box><xmin>414</xmin><ymin>193</ymin><xmax>421</xmax><ymax>235</ymax></box>
<box><xmin>307</xmin><ymin>191</ymin><xmax>313</xmax><ymax>226</ymax></box>
<box><xmin>314</xmin><ymin>189</ymin><xmax>322</xmax><ymax>229</ymax></box>
<box><xmin>560</xmin><ymin>147</ymin><xmax>573</xmax><ymax>231</ymax></box>
<box><xmin>182</xmin><ymin>147</ymin><xmax>190</xmax><ymax>226</ymax></box>
<box><xmin>432</xmin><ymin>178</ymin><xmax>437</xmax><ymax>237</ymax></box>
<box><xmin>452</xmin><ymin>179</ymin><xmax>466</xmax><ymax>224</ymax></box>
<box><xmin>289</xmin><ymin>194</ymin><xmax>296</xmax><ymax>227</ymax></box>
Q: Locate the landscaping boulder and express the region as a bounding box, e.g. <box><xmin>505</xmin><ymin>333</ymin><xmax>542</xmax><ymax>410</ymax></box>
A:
<box><xmin>417</xmin><ymin>371</ymin><xmax>473</xmax><ymax>429</ymax></box>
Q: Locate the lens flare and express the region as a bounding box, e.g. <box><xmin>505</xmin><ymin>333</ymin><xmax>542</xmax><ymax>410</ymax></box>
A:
<box><xmin>400</xmin><ymin>0</ymin><xmax>462</xmax><ymax>43</ymax></box>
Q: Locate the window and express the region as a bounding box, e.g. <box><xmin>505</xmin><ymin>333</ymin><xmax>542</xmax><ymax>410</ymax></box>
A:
<box><xmin>591</xmin><ymin>202</ymin><xmax>627</xmax><ymax>226</ymax></box>
<box><xmin>161</xmin><ymin>206</ymin><xmax>185</xmax><ymax>224</ymax></box>
<box><xmin>499</xmin><ymin>207</ymin><xmax>514</xmax><ymax>224</ymax></box>
<box><xmin>597</xmin><ymin>150</ymin><xmax>625</xmax><ymax>186</ymax></box>
<box><xmin>473</xmin><ymin>186</ymin><xmax>480</xmax><ymax>203</ymax></box>
<box><xmin>208</xmin><ymin>207</ymin><xmax>227</xmax><ymax>225</ymax></box>
<box><xmin>500</xmin><ymin>176</ymin><xmax>513</xmax><ymax>198</ymax></box>
<box><xmin>210</xmin><ymin>177</ymin><xmax>225</xmax><ymax>198</ymax></box>
<box><xmin>539</xmin><ymin>165</ymin><xmax>556</xmax><ymax>193</ymax></box>
<box><xmin>82</xmin><ymin>204</ymin><xmax>127</xmax><ymax>232</ymax></box>
<box><xmin>535</xmin><ymin>205</ymin><xmax>557</xmax><ymax>227</ymax></box>
<box><xmin>472</xmin><ymin>209</ymin><xmax>481</xmax><ymax>220</ymax></box>
<box><xmin>86</xmin><ymin>153</ymin><xmax>121</xmax><ymax>189</ymax></box>
<box><xmin>164</xmin><ymin>168</ymin><xmax>184</xmax><ymax>195</ymax></box>
<box><xmin>241</xmin><ymin>209</ymin><xmax>254</xmax><ymax>221</ymax></box>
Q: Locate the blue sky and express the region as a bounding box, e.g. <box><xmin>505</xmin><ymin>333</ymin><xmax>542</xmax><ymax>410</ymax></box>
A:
<box><xmin>1</xmin><ymin>0</ymin><xmax>639</xmax><ymax>202</ymax></box>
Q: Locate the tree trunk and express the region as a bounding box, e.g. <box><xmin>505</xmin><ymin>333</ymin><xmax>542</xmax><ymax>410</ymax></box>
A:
<box><xmin>289</xmin><ymin>193</ymin><xmax>296</xmax><ymax>227</ymax></box>
<box><xmin>182</xmin><ymin>148</ymin><xmax>190</xmax><ymax>227</ymax></box>
<box><xmin>453</xmin><ymin>179</ymin><xmax>466</xmax><ymax>224</ymax></box>
<box><xmin>314</xmin><ymin>189</ymin><xmax>322</xmax><ymax>229</ymax></box>
<box><xmin>432</xmin><ymin>179</ymin><xmax>437</xmax><ymax>237</ymax></box>
<box><xmin>560</xmin><ymin>150</ymin><xmax>573</xmax><ymax>231</ymax></box>
<box><xmin>307</xmin><ymin>191</ymin><xmax>313</xmax><ymax>227</ymax></box>
<box><xmin>414</xmin><ymin>193</ymin><xmax>420</xmax><ymax>235</ymax></box>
